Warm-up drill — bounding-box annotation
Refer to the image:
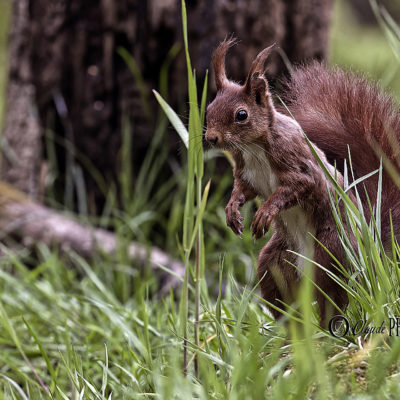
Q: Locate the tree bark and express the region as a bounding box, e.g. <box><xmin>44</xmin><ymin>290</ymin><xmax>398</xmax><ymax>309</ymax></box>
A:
<box><xmin>187</xmin><ymin>0</ymin><xmax>333</xmax><ymax>83</ymax></box>
<box><xmin>2</xmin><ymin>0</ymin><xmax>334</xmax><ymax>205</ymax></box>
<box><xmin>1</xmin><ymin>0</ymin><xmax>42</xmax><ymax>198</ymax></box>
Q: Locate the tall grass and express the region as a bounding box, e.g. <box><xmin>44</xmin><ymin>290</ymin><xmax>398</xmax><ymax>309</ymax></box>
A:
<box><xmin>154</xmin><ymin>0</ymin><xmax>210</xmax><ymax>376</ymax></box>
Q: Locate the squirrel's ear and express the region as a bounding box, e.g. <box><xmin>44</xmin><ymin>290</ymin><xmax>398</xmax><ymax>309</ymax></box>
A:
<box><xmin>212</xmin><ymin>37</ymin><xmax>236</xmax><ymax>90</ymax></box>
<box><xmin>244</xmin><ymin>44</ymin><xmax>274</xmax><ymax>93</ymax></box>
<box><xmin>247</xmin><ymin>75</ymin><xmax>268</xmax><ymax>106</ymax></box>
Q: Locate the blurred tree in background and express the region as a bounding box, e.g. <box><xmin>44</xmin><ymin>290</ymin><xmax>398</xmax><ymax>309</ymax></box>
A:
<box><xmin>1</xmin><ymin>0</ymin><xmax>333</xmax><ymax>209</ymax></box>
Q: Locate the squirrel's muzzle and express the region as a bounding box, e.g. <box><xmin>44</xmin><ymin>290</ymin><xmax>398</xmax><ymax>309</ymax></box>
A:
<box><xmin>205</xmin><ymin>129</ymin><xmax>220</xmax><ymax>146</ymax></box>
<box><xmin>207</xmin><ymin>135</ymin><xmax>218</xmax><ymax>145</ymax></box>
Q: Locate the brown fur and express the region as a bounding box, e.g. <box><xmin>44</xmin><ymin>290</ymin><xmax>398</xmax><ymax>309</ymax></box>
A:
<box><xmin>212</xmin><ymin>38</ymin><xmax>236</xmax><ymax>91</ymax></box>
<box><xmin>206</xmin><ymin>41</ymin><xmax>355</xmax><ymax>324</ymax></box>
<box><xmin>279</xmin><ymin>62</ymin><xmax>400</xmax><ymax>247</ymax></box>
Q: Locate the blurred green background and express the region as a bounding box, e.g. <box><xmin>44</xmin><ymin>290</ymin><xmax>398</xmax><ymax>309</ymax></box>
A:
<box><xmin>331</xmin><ymin>0</ymin><xmax>400</xmax><ymax>98</ymax></box>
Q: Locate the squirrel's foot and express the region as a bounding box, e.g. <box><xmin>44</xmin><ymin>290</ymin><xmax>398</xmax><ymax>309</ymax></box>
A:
<box><xmin>251</xmin><ymin>205</ymin><xmax>277</xmax><ymax>240</ymax></box>
<box><xmin>225</xmin><ymin>201</ymin><xmax>244</xmax><ymax>236</ymax></box>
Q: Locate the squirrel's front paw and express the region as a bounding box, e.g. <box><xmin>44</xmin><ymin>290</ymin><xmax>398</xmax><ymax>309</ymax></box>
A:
<box><xmin>251</xmin><ymin>205</ymin><xmax>277</xmax><ymax>240</ymax></box>
<box><xmin>225</xmin><ymin>201</ymin><xmax>244</xmax><ymax>236</ymax></box>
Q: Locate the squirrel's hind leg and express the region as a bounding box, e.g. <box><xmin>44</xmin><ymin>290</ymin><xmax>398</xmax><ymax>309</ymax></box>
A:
<box><xmin>314</xmin><ymin>230</ymin><xmax>349</xmax><ymax>327</ymax></box>
<box><xmin>257</xmin><ymin>232</ymin><xmax>299</xmax><ymax>319</ymax></box>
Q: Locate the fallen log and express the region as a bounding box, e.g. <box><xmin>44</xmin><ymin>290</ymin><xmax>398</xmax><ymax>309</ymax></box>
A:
<box><xmin>0</xmin><ymin>182</ymin><xmax>184</xmax><ymax>293</ymax></box>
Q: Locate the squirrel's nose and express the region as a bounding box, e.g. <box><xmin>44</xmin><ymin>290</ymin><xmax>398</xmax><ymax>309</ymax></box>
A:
<box><xmin>206</xmin><ymin>135</ymin><xmax>219</xmax><ymax>145</ymax></box>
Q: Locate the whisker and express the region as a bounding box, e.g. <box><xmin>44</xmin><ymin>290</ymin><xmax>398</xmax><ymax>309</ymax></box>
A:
<box><xmin>249</xmin><ymin>141</ymin><xmax>292</xmax><ymax>170</ymax></box>
<box><xmin>241</xmin><ymin>143</ymin><xmax>265</xmax><ymax>168</ymax></box>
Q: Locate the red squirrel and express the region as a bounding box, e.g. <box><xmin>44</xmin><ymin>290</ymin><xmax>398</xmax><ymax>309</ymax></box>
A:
<box><xmin>279</xmin><ymin>62</ymin><xmax>400</xmax><ymax>248</ymax></box>
<box><xmin>205</xmin><ymin>39</ymin><xmax>356</xmax><ymax>323</ymax></box>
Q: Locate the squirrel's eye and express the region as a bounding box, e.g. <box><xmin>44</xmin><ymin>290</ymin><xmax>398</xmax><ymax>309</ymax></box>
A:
<box><xmin>235</xmin><ymin>109</ymin><xmax>248</xmax><ymax>122</ymax></box>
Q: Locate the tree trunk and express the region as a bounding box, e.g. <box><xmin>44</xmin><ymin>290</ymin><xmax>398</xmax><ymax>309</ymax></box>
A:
<box><xmin>2</xmin><ymin>0</ymin><xmax>333</xmax><ymax>205</ymax></box>
<box><xmin>1</xmin><ymin>0</ymin><xmax>42</xmax><ymax>198</ymax></box>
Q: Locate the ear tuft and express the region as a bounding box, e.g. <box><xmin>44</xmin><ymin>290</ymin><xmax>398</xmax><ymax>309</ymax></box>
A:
<box><xmin>212</xmin><ymin>36</ymin><xmax>237</xmax><ymax>90</ymax></box>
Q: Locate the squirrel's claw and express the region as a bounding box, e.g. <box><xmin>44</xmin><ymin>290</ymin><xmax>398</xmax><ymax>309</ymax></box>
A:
<box><xmin>225</xmin><ymin>201</ymin><xmax>244</xmax><ymax>237</ymax></box>
<box><xmin>251</xmin><ymin>206</ymin><xmax>274</xmax><ymax>240</ymax></box>
<box><xmin>231</xmin><ymin>219</ymin><xmax>244</xmax><ymax>237</ymax></box>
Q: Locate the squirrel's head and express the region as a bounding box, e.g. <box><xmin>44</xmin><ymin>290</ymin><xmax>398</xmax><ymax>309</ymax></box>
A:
<box><xmin>205</xmin><ymin>38</ymin><xmax>275</xmax><ymax>149</ymax></box>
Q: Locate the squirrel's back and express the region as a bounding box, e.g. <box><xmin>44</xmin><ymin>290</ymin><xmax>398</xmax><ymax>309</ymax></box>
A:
<box><xmin>280</xmin><ymin>62</ymin><xmax>400</xmax><ymax>244</ymax></box>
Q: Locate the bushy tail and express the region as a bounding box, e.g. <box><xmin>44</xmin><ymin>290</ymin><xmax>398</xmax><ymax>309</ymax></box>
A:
<box><xmin>279</xmin><ymin>62</ymin><xmax>400</xmax><ymax>244</ymax></box>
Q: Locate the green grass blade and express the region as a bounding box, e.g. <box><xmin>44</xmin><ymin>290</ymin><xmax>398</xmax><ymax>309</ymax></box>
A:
<box><xmin>118</xmin><ymin>47</ymin><xmax>151</xmax><ymax>119</ymax></box>
<box><xmin>188</xmin><ymin>180</ymin><xmax>211</xmax><ymax>252</ymax></box>
<box><xmin>153</xmin><ymin>90</ymin><xmax>189</xmax><ymax>148</ymax></box>
<box><xmin>23</xmin><ymin>318</ymin><xmax>57</xmax><ymax>383</ymax></box>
